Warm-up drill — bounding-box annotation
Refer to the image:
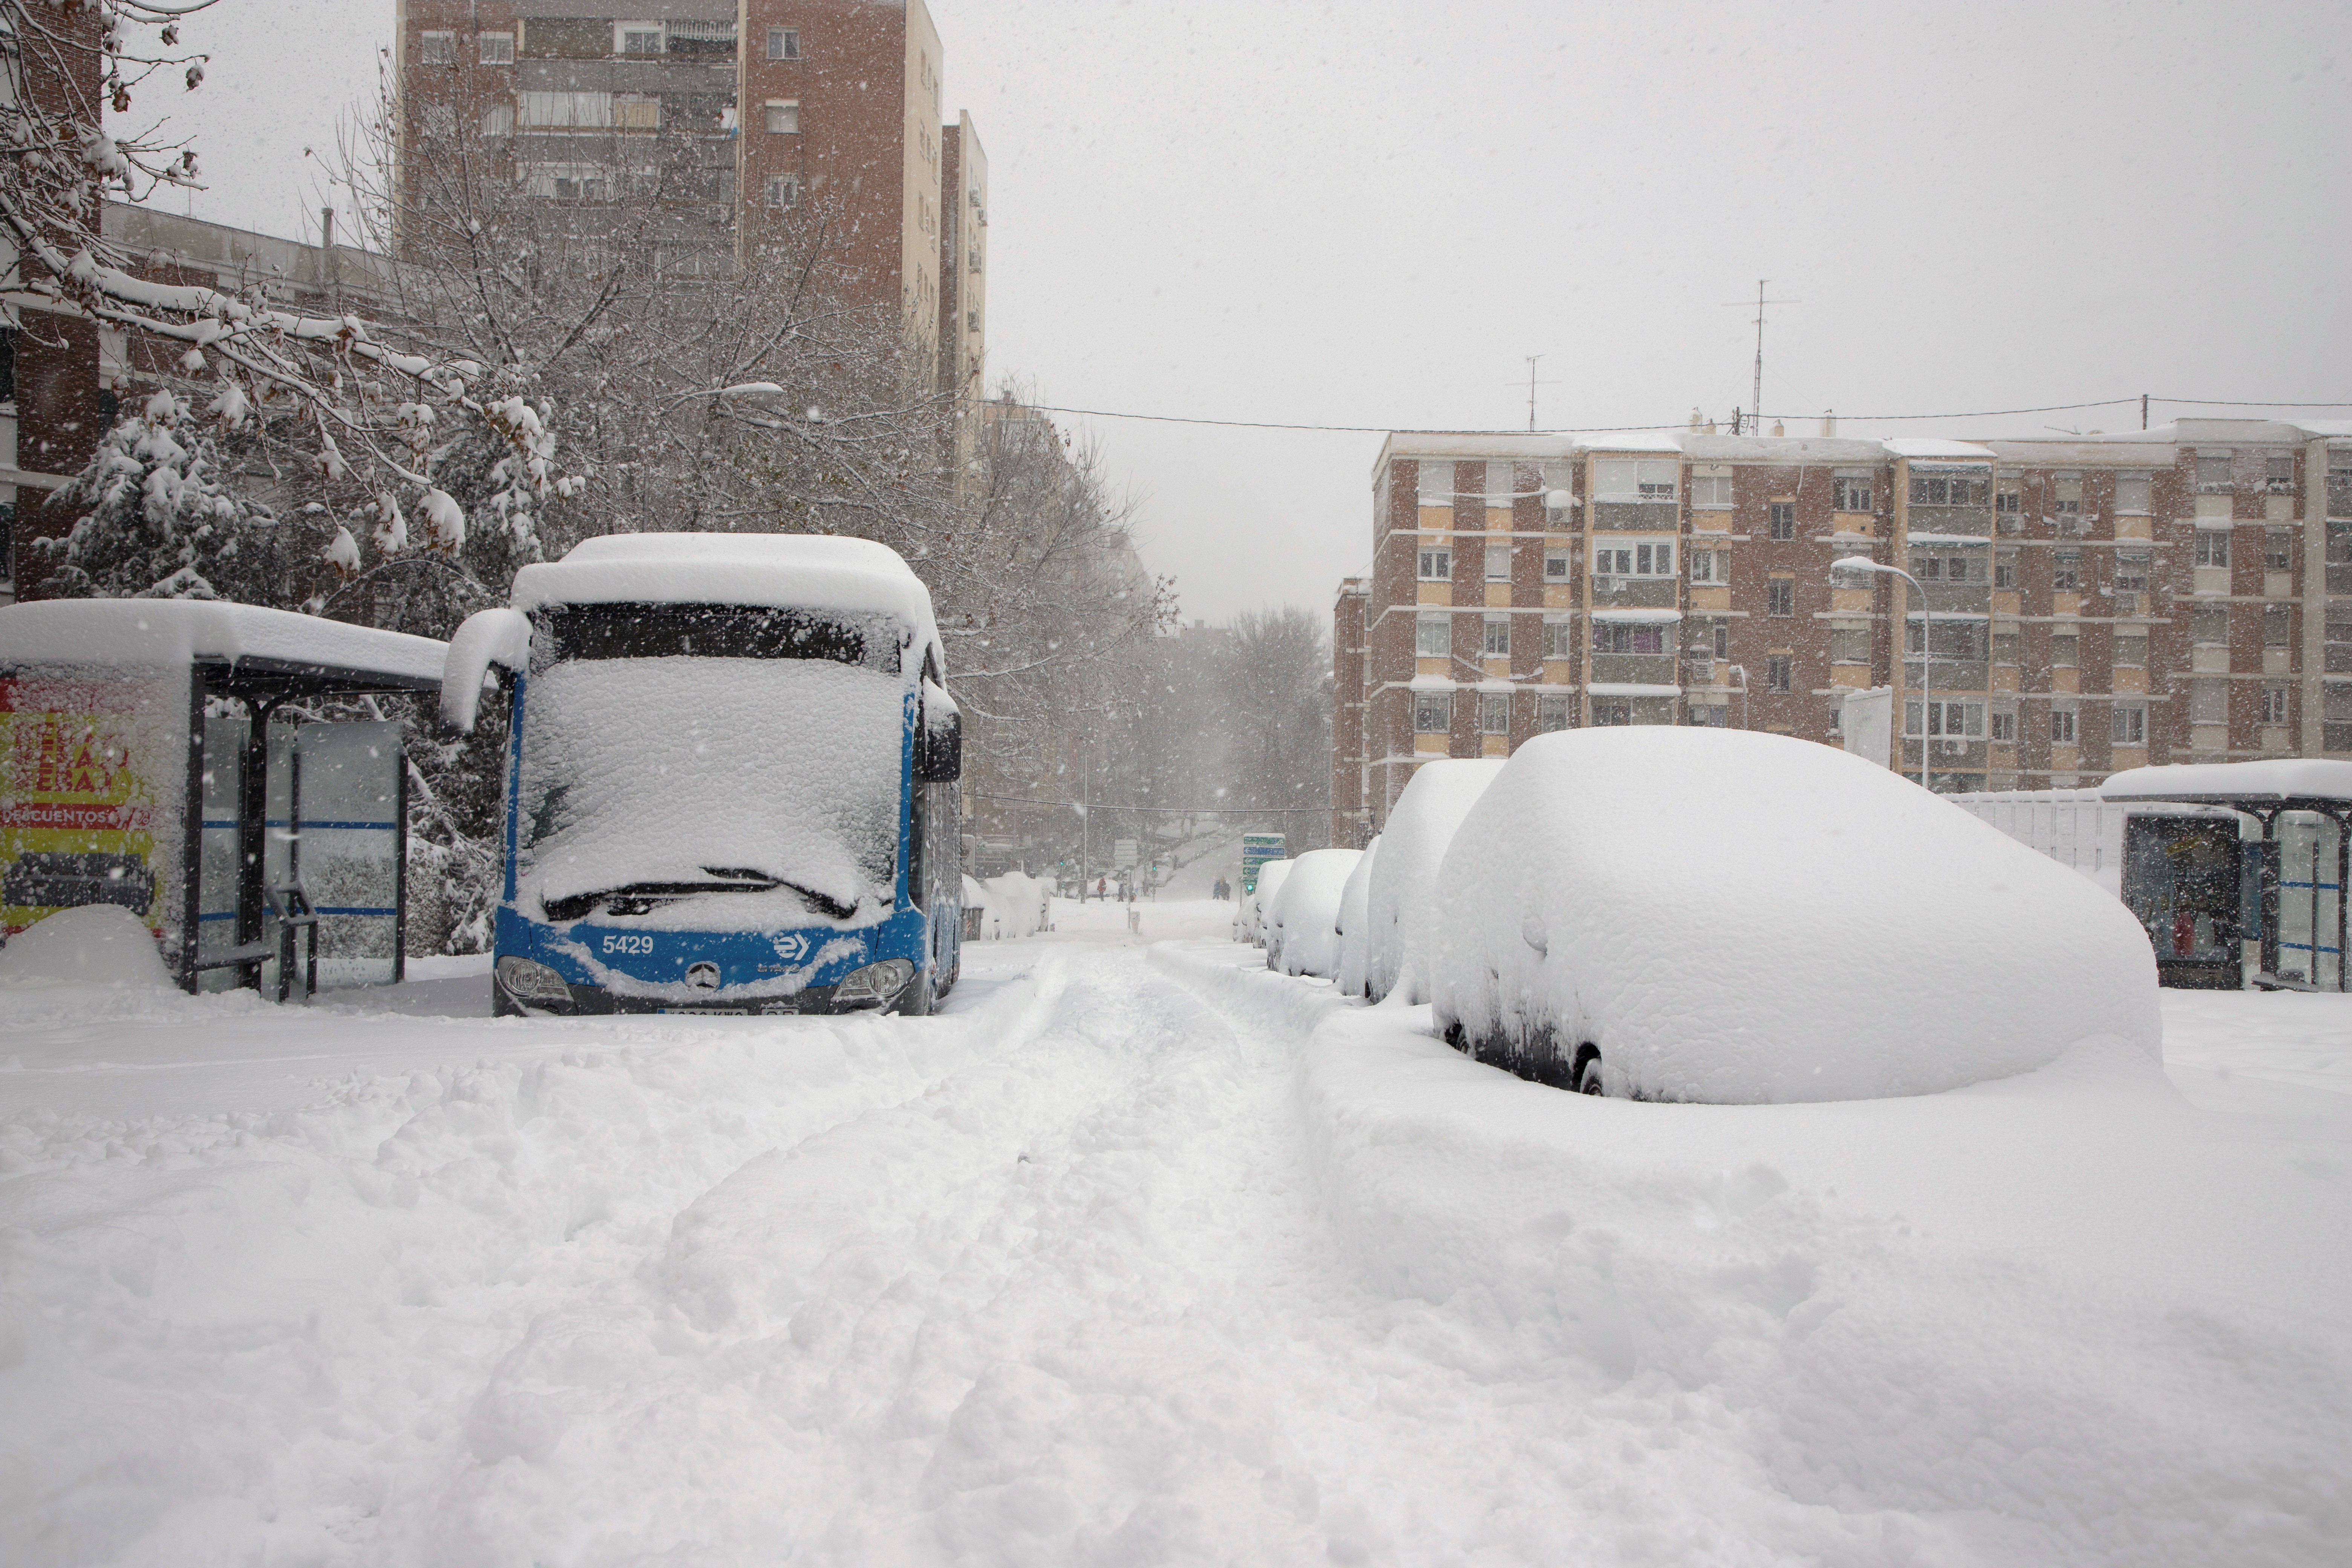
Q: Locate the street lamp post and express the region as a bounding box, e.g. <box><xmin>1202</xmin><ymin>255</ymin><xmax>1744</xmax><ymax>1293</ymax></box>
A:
<box><xmin>1831</xmin><ymin>556</ymin><xmax>1931</xmax><ymax>791</ymax></box>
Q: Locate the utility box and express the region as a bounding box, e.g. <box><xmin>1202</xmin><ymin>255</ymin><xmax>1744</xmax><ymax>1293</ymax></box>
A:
<box><xmin>0</xmin><ymin>601</ymin><xmax>445</xmax><ymax>995</ymax></box>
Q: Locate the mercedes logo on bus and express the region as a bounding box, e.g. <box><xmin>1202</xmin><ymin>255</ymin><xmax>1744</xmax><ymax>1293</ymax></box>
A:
<box><xmin>684</xmin><ymin>961</ymin><xmax>722</xmax><ymax>990</ymax></box>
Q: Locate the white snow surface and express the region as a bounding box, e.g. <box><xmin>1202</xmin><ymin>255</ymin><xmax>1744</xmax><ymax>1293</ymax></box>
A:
<box><xmin>1</xmin><ymin>911</ymin><xmax>2346</xmax><ymax>1565</ymax></box>
<box><xmin>2102</xmin><ymin>758</ymin><xmax>2352</xmax><ymax>804</ymax></box>
<box><xmin>1362</xmin><ymin>758</ymin><xmax>1505</xmax><ymax>1004</ymax></box>
<box><xmin>0</xmin><ymin>904</ymin><xmax>173</xmax><ymax>988</ymax></box>
<box><xmin>0</xmin><ymin>598</ymin><xmax>446</xmax><ymax>681</ymax></box>
<box><xmin>439</xmin><ymin>607</ymin><xmax>533</xmax><ymax>733</ymax></box>
<box><xmin>1431</xmin><ymin>729</ymin><xmax>2161</xmax><ymax>1102</ymax></box>
<box><xmin>509</xmin><ymin>533</ymin><xmax>945</xmax><ymax>682</ymax></box>
<box><xmin>1334</xmin><ymin>835</ymin><xmax>1380</xmax><ymax>997</ymax></box>
<box><xmin>1265</xmin><ymin>847</ymin><xmax>1362</xmax><ymax>978</ymax></box>
<box><xmin>971</xmin><ymin>873</ymin><xmax>1050</xmax><ymax>939</ymax></box>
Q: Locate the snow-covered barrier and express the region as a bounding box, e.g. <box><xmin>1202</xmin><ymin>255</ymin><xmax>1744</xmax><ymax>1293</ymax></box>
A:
<box><xmin>1363</xmin><ymin>760</ymin><xmax>1504</xmax><ymax>1003</ymax></box>
<box><xmin>1236</xmin><ymin>858</ymin><xmax>1292</xmax><ymax>946</ymax></box>
<box><xmin>1266</xmin><ymin>847</ymin><xmax>1362</xmax><ymax>977</ymax></box>
<box><xmin>1334</xmin><ymin>836</ymin><xmax>1380</xmax><ymax>997</ymax></box>
<box><xmin>1431</xmin><ymin>728</ymin><xmax>2161</xmax><ymax>1102</ymax></box>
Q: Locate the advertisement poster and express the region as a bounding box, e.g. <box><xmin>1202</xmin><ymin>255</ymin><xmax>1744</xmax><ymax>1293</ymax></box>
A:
<box><xmin>1</xmin><ymin>677</ymin><xmax>173</xmax><ymax>939</ymax></box>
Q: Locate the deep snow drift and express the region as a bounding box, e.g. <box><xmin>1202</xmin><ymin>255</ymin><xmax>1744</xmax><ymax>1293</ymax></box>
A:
<box><xmin>1</xmin><ymin>900</ymin><xmax>2346</xmax><ymax>1565</ymax></box>
<box><xmin>1433</xmin><ymin>728</ymin><xmax>2161</xmax><ymax>1101</ymax></box>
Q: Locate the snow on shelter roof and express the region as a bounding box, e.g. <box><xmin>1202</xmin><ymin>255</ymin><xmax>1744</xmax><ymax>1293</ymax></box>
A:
<box><xmin>510</xmin><ymin>533</ymin><xmax>946</xmax><ymax>678</ymax></box>
<box><xmin>0</xmin><ymin>599</ymin><xmax>446</xmax><ymax>687</ymax></box>
<box><xmin>2101</xmin><ymin>760</ymin><xmax>2352</xmax><ymax>808</ymax></box>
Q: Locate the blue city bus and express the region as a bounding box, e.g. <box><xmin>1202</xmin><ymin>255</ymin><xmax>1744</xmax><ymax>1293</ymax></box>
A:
<box><xmin>446</xmin><ymin>534</ymin><xmax>963</xmax><ymax>1017</ymax></box>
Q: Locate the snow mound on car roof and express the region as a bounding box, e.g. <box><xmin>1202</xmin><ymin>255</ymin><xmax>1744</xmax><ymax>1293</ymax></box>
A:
<box><xmin>1431</xmin><ymin>728</ymin><xmax>2160</xmax><ymax>1102</ymax></box>
<box><xmin>1364</xmin><ymin>759</ymin><xmax>1505</xmax><ymax>1004</ymax></box>
<box><xmin>1267</xmin><ymin>847</ymin><xmax>1363</xmax><ymax>977</ymax></box>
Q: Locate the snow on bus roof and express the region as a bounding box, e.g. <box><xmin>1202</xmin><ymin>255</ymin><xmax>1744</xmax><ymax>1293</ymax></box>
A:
<box><xmin>511</xmin><ymin>533</ymin><xmax>946</xmax><ymax>674</ymax></box>
<box><xmin>0</xmin><ymin>599</ymin><xmax>446</xmax><ymax>683</ymax></box>
<box><xmin>2101</xmin><ymin>760</ymin><xmax>2352</xmax><ymax>806</ymax></box>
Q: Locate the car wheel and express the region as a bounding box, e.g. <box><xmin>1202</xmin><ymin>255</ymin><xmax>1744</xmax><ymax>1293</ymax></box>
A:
<box><xmin>1573</xmin><ymin>1044</ymin><xmax>1605</xmax><ymax>1096</ymax></box>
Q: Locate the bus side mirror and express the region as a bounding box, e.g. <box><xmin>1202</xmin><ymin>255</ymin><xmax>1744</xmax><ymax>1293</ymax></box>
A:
<box><xmin>917</xmin><ymin>707</ymin><xmax>963</xmax><ymax>783</ymax></box>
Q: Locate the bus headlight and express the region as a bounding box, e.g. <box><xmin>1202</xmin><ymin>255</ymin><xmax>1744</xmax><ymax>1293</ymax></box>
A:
<box><xmin>497</xmin><ymin>955</ymin><xmax>574</xmax><ymax>1007</ymax></box>
<box><xmin>835</xmin><ymin>958</ymin><xmax>914</xmax><ymax>1007</ymax></box>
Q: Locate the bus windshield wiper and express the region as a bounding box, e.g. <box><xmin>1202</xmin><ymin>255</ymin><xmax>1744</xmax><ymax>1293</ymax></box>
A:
<box><xmin>542</xmin><ymin>870</ymin><xmax>858</xmax><ymax>923</ymax></box>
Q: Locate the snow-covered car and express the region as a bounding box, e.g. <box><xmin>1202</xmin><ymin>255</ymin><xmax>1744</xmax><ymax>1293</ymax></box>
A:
<box><xmin>1236</xmin><ymin>858</ymin><xmax>1292</xmax><ymax>946</ymax></box>
<box><xmin>1334</xmin><ymin>835</ymin><xmax>1381</xmax><ymax>996</ymax></box>
<box><xmin>1362</xmin><ymin>759</ymin><xmax>1505</xmax><ymax>1002</ymax></box>
<box><xmin>1431</xmin><ymin>728</ymin><xmax>2161</xmax><ymax>1102</ymax></box>
<box><xmin>1265</xmin><ymin>847</ymin><xmax>1364</xmax><ymax>977</ymax></box>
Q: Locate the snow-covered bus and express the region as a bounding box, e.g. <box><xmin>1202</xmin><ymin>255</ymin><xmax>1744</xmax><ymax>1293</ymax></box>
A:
<box><xmin>443</xmin><ymin>534</ymin><xmax>964</xmax><ymax>1017</ymax></box>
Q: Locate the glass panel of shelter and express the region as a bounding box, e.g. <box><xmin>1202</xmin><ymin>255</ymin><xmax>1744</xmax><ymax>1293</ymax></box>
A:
<box><xmin>2274</xmin><ymin>811</ymin><xmax>2344</xmax><ymax>989</ymax></box>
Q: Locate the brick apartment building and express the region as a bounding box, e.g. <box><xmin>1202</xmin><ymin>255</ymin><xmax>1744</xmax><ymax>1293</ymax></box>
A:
<box><xmin>1331</xmin><ymin>419</ymin><xmax>2352</xmax><ymax>846</ymax></box>
<box><xmin>394</xmin><ymin>0</ymin><xmax>988</xmax><ymax>403</ymax></box>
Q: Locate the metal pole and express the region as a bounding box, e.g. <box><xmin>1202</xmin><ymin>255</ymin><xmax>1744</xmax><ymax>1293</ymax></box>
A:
<box><xmin>1080</xmin><ymin>752</ymin><xmax>1089</xmax><ymax>900</ymax></box>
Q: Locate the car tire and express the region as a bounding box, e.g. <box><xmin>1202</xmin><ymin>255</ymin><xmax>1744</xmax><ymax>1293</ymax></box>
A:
<box><xmin>1573</xmin><ymin>1044</ymin><xmax>1605</xmax><ymax>1096</ymax></box>
<box><xmin>899</xmin><ymin>968</ymin><xmax>936</xmax><ymax>1017</ymax></box>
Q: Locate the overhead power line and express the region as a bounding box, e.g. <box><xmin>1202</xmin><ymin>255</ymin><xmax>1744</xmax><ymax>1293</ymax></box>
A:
<box><xmin>1014</xmin><ymin>395</ymin><xmax>2351</xmax><ymax>437</ymax></box>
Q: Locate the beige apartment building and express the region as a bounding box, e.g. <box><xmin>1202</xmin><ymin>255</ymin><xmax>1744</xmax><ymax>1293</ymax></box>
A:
<box><xmin>1332</xmin><ymin>418</ymin><xmax>2352</xmax><ymax>846</ymax></box>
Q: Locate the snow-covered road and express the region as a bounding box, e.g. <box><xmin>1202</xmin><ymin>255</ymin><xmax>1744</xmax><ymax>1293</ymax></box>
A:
<box><xmin>4</xmin><ymin>900</ymin><xmax>2349</xmax><ymax>1565</ymax></box>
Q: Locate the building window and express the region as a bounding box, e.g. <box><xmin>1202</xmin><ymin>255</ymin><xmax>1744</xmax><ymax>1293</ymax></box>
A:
<box><xmin>763</xmin><ymin>174</ymin><xmax>801</xmax><ymax>208</ymax></box>
<box><xmin>1417</xmin><ymin>547</ymin><xmax>1451</xmax><ymax>581</ymax></box>
<box><xmin>1908</xmin><ymin>699</ymin><xmax>1984</xmax><ymax>738</ymax></box>
<box><xmin>1485</xmin><ymin>461</ymin><xmax>1516</xmax><ymax>503</ymax></box>
<box><xmin>478</xmin><ymin>31</ymin><xmax>515</xmax><ymax>64</ymax></box>
<box><xmin>2051</xmin><ymin>632</ymin><xmax>2079</xmax><ymax>668</ymax></box>
<box><xmin>418</xmin><ymin>31</ymin><xmax>456</xmax><ymax>64</ymax></box>
<box><xmin>1829</xmin><ymin>626</ymin><xmax>1869</xmax><ymax>664</ymax></box>
<box><xmin>2114</xmin><ymin>551</ymin><xmax>2149</xmax><ymax>593</ymax></box>
<box><xmin>1690</xmin><ymin>473</ymin><xmax>1733</xmax><ymax>509</ymax></box>
<box><xmin>2051</xmin><ymin>708</ymin><xmax>2078</xmax><ymax>744</ymax></box>
<box><xmin>1766</xmin><ymin>579</ymin><xmax>1795</xmax><ymax>617</ymax></box>
<box><xmin>1833</xmin><ymin>475</ymin><xmax>1873</xmax><ymax>512</ymax></box>
<box><xmin>522</xmin><ymin>90</ymin><xmax>614</xmax><ymax>128</ymax></box>
<box><xmin>1768</xmin><ymin>501</ymin><xmax>1796</xmax><ymax>541</ymax></box>
<box><xmin>2196</xmin><ymin>530</ymin><xmax>2231</xmax><ymax>568</ymax></box>
<box><xmin>1592</xmin><ymin>702</ymin><xmax>1633</xmax><ymax>727</ymax></box>
<box><xmin>1483</xmin><ymin>616</ymin><xmax>1510</xmax><ymax>657</ymax></box>
<box><xmin>2266</xmin><ymin>455</ymin><xmax>2297</xmax><ymax>495</ymax></box>
<box><xmin>1594</xmin><ymin>458</ymin><xmax>1678</xmax><ymax>503</ymax></box>
<box><xmin>2262</xmin><ymin>686</ymin><xmax>2291</xmax><ymax>724</ymax></box>
<box><xmin>1479</xmin><ymin>692</ymin><xmax>1510</xmax><ymax>734</ymax></box>
<box><xmin>1415</xmin><ymin>615</ymin><xmax>1450</xmax><ymax>657</ymax></box>
<box><xmin>1689</xmin><ymin>548</ymin><xmax>1727</xmax><ymax>586</ymax></box>
<box><xmin>2264</xmin><ymin>604</ymin><xmax>2293</xmax><ymax>647</ymax></box>
<box><xmin>1688</xmin><ymin>703</ymin><xmax>1727</xmax><ymax>728</ymax></box>
<box><xmin>1543</xmin><ymin>549</ymin><xmax>1570</xmax><ymax>581</ymax></box>
<box><xmin>2052</xmin><ymin>550</ymin><xmax>2081</xmax><ymax>591</ymax></box>
<box><xmin>1989</xmin><ymin>709</ymin><xmax>2017</xmax><ymax>742</ymax></box>
<box><xmin>1542</xmin><ymin>617</ymin><xmax>1573</xmax><ymax>658</ymax></box>
<box><xmin>1994</xmin><ymin>549</ymin><xmax>2018</xmax><ymax>589</ymax></box>
<box><xmin>2265</xmin><ymin>527</ymin><xmax>2293</xmax><ymax>573</ymax></box>
<box><xmin>1711</xmin><ymin>619</ymin><xmax>1730</xmax><ymax>659</ymax></box>
<box><xmin>1909</xmin><ymin>471</ymin><xmax>1989</xmax><ymax>506</ymax></box>
<box><xmin>1592</xmin><ymin>540</ymin><xmax>1674</xmax><ymax>578</ymax></box>
<box><xmin>1485</xmin><ymin>545</ymin><xmax>1511</xmax><ymax>583</ymax></box>
<box><xmin>1993</xmin><ymin>631</ymin><xmax>2019</xmax><ymax>665</ymax></box>
<box><xmin>768</xmin><ymin>27</ymin><xmax>801</xmax><ymax>59</ymax></box>
<box><xmin>2196</xmin><ymin>453</ymin><xmax>2233</xmax><ymax>493</ymax></box>
<box><xmin>620</xmin><ymin>26</ymin><xmax>664</xmax><ymax>55</ymax></box>
<box><xmin>2192</xmin><ymin>605</ymin><xmax>2229</xmax><ymax>646</ymax></box>
<box><xmin>766</xmin><ymin>101</ymin><xmax>800</xmax><ymax>133</ymax></box>
<box><xmin>1413</xmin><ymin>692</ymin><xmax>1450</xmax><ymax>733</ymax></box>
<box><xmin>1765</xmin><ymin>654</ymin><xmax>1793</xmax><ymax>693</ymax></box>
<box><xmin>2116</xmin><ymin>475</ymin><xmax>2152</xmax><ymax>514</ymax></box>
<box><xmin>2112</xmin><ymin>704</ymin><xmax>2147</xmax><ymax>746</ymax></box>
<box><xmin>1591</xmin><ymin>622</ymin><xmax>1668</xmax><ymax>655</ymax></box>
<box><xmin>1537</xmin><ymin>695</ymin><xmax>1573</xmax><ymax>733</ymax></box>
<box><xmin>1996</xmin><ymin>478</ymin><xmax>2022</xmax><ymax>516</ymax></box>
<box><xmin>421</xmin><ymin>103</ymin><xmax>457</xmax><ymax>139</ymax></box>
<box><xmin>1417</xmin><ymin>461</ymin><xmax>1453</xmax><ymax>505</ymax></box>
<box><xmin>1541</xmin><ymin>461</ymin><xmax>1573</xmax><ymax>524</ymax></box>
<box><xmin>2114</xmin><ymin>633</ymin><xmax>2148</xmax><ymax>668</ymax></box>
<box><xmin>480</xmin><ymin>103</ymin><xmax>515</xmax><ymax>137</ymax></box>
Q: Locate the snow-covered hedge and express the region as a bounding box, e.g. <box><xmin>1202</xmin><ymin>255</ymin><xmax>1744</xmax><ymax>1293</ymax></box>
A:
<box><xmin>1430</xmin><ymin>729</ymin><xmax>2161</xmax><ymax>1102</ymax></box>
<box><xmin>1236</xmin><ymin>859</ymin><xmax>1292</xmax><ymax>946</ymax></box>
<box><xmin>1266</xmin><ymin>848</ymin><xmax>1363</xmax><ymax>978</ymax></box>
<box><xmin>1335</xmin><ymin>836</ymin><xmax>1380</xmax><ymax>997</ymax></box>
<box><xmin>1363</xmin><ymin>760</ymin><xmax>1504</xmax><ymax>1003</ymax></box>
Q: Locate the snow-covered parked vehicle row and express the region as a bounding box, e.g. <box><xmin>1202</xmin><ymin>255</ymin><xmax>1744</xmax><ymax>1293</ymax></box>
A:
<box><xmin>1235</xmin><ymin>858</ymin><xmax>1292</xmax><ymax>946</ymax></box>
<box><xmin>443</xmin><ymin>533</ymin><xmax>966</xmax><ymax>1018</ymax></box>
<box><xmin>1334</xmin><ymin>835</ymin><xmax>1380</xmax><ymax>996</ymax></box>
<box><xmin>1430</xmin><ymin>728</ymin><xmax>2161</xmax><ymax>1102</ymax></box>
<box><xmin>1362</xmin><ymin>759</ymin><xmax>1503</xmax><ymax>1002</ymax></box>
<box><xmin>1265</xmin><ymin>847</ymin><xmax>1363</xmax><ymax>977</ymax></box>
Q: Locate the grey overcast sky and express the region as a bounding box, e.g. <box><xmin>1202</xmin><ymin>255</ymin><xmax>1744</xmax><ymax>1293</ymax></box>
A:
<box><xmin>141</xmin><ymin>0</ymin><xmax>2350</xmax><ymax>623</ymax></box>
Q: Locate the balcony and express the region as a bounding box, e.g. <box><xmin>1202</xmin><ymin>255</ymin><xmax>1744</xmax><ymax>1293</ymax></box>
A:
<box><xmin>1589</xmin><ymin>653</ymin><xmax>1678</xmax><ymax>687</ymax></box>
<box><xmin>1588</xmin><ymin>576</ymin><xmax>1678</xmax><ymax>609</ymax></box>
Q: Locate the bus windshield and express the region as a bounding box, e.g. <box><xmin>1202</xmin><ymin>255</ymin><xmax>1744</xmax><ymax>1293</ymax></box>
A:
<box><xmin>516</xmin><ymin>606</ymin><xmax>907</xmax><ymax>929</ymax></box>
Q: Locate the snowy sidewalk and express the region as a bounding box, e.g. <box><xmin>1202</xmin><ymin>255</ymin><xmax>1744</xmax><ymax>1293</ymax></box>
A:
<box><xmin>2</xmin><ymin>917</ymin><xmax>2349</xmax><ymax>1564</ymax></box>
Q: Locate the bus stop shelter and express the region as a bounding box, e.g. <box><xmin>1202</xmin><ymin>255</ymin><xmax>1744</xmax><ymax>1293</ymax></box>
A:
<box><xmin>0</xmin><ymin>600</ymin><xmax>446</xmax><ymax>998</ymax></box>
<box><xmin>2104</xmin><ymin>760</ymin><xmax>2352</xmax><ymax>992</ymax></box>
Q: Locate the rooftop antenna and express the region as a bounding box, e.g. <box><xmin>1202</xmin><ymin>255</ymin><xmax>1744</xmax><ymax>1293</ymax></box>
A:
<box><xmin>1516</xmin><ymin>355</ymin><xmax>1561</xmax><ymax>432</ymax></box>
<box><xmin>1725</xmin><ymin>279</ymin><xmax>1799</xmax><ymax>430</ymax></box>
